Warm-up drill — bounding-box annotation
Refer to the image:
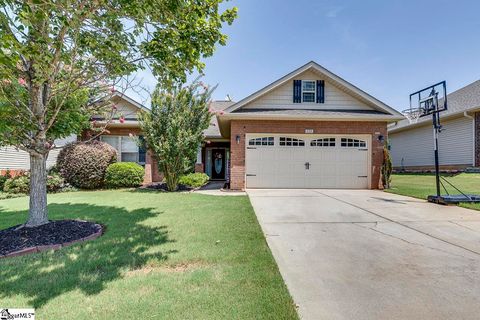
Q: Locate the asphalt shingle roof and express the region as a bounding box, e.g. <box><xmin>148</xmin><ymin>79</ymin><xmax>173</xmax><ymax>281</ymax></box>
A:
<box><xmin>203</xmin><ymin>100</ymin><xmax>235</xmax><ymax>138</ymax></box>
<box><xmin>392</xmin><ymin>80</ymin><xmax>480</xmax><ymax>130</ymax></box>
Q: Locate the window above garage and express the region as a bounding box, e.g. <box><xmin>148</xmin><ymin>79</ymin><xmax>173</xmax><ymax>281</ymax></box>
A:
<box><xmin>279</xmin><ymin>137</ymin><xmax>305</xmax><ymax>146</ymax></box>
<box><xmin>311</xmin><ymin>138</ymin><xmax>336</xmax><ymax>147</ymax></box>
<box><xmin>248</xmin><ymin>137</ymin><xmax>274</xmax><ymax>146</ymax></box>
<box><xmin>341</xmin><ymin>138</ymin><xmax>366</xmax><ymax>148</ymax></box>
<box><xmin>301</xmin><ymin>80</ymin><xmax>316</xmax><ymax>103</ymax></box>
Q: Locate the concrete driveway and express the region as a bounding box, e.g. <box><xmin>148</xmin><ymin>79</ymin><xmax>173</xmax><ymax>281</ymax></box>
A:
<box><xmin>247</xmin><ymin>189</ymin><xmax>480</xmax><ymax>320</ymax></box>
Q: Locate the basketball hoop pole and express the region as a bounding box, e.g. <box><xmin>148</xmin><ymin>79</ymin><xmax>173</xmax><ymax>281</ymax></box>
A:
<box><xmin>432</xmin><ymin>112</ymin><xmax>441</xmax><ymax>197</ymax></box>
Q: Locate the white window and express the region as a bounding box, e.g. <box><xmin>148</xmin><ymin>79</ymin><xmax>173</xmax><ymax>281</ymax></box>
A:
<box><xmin>101</xmin><ymin>135</ymin><xmax>144</xmax><ymax>164</ymax></box>
<box><xmin>340</xmin><ymin>138</ymin><xmax>366</xmax><ymax>148</ymax></box>
<box><xmin>279</xmin><ymin>137</ymin><xmax>305</xmax><ymax>147</ymax></box>
<box><xmin>302</xmin><ymin>80</ymin><xmax>316</xmax><ymax>103</ymax></box>
<box><xmin>248</xmin><ymin>137</ymin><xmax>274</xmax><ymax>146</ymax></box>
<box><xmin>311</xmin><ymin>138</ymin><xmax>336</xmax><ymax>147</ymax></box>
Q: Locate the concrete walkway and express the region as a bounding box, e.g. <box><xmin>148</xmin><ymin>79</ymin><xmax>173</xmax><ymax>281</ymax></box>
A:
<box><xmin>247</xmin><ymin>189</ymin><xmax>480</xmax><ymax>320</ymax></box>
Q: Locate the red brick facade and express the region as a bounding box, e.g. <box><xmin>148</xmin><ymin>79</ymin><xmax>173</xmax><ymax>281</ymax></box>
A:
<box><xmin>88</xmin><ymin>127</ymin><xmax>163</xmax><ymax>184</ymax></box>
<box><xmin>229</xmin><ymin>120</ymin><xmax>388</xmax><ymax>190</ymax></box>
<box><xmin>475</xmin><ymin>112</ymin><xmax>480</xmax><ymax>167</ymax></box>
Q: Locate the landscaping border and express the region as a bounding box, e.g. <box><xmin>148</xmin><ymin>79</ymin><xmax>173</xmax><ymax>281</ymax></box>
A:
<box><xmin>0</xmin><ymin>221</ymin><xmax>104</xmax><ymax>259</ymax></box>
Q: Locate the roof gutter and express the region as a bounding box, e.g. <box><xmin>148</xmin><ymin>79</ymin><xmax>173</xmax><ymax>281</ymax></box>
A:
<box><xmin>464</xmin><ymin>111</ymin><xmax>475</xmax><ymax>166</ymax></box>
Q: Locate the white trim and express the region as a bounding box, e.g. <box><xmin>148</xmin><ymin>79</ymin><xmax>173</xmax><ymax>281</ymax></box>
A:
<box><xmin>111</xmin><ymin>91</ymin><xmax>150</xmax><ymax>112</ymax></box>
<box><xmin>224</xmin><ymin>61</ymin><xmax>403</xmax><ymax>118</ymax></box>
<box><xmin>464</xmin><ymin>111</ymin><xmax>476</xmax><ymax>166</ymax></box>
<box><xmin>301</xmin><ymin>80</ymin><xmax>316</xmax><ymax>103</ymax></box>
<box><xmin>244</xmin><ymin>133</ymin><xmax>372</xmax><ymax>189</ymax></box>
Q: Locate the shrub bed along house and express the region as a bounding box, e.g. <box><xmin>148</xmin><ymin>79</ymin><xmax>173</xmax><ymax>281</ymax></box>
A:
<box><xmin>3</xmin><ymin>172</ymin><xmax>66</xmax><ymax>194</ymax></box>
<box><xmin>57</xmin><ymin>141</ymin><xmax>117</xmax><ymax>189</ymax></box>
<box><xmin>105</xmin><ymin>162</ymin><xmax>144</xmax><ymax>188</ymax></box>
<box><xmin>179</xmin><ymin>173</ymin><xmax>210</xmax><ymax>188</ymax></box>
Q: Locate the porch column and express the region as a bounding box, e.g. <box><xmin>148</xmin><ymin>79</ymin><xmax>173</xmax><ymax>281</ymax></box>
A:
<box><xmin>195</xmin><ymin>145</ymin><xmax>204</xmax><ymax>173</ymax></box>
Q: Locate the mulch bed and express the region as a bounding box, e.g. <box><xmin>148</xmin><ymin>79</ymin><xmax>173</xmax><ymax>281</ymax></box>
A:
<box><xmin>0</xmin><ymin>220</ymin><xmax>103</xmax><ymax>258</ymax></box>
<box><xmin>142</xmin><ymin>183</ymin><xmax>193</xmax><ymax>192</ymax></box>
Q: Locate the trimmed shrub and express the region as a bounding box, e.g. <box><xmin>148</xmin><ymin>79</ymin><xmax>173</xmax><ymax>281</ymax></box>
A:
<box><xmin>3</xmin><ymin>172</ymin><xmax>66</xmax><ymax>194</ymax></box>
<box><xmin>4</xmin><ymin>175</ymin><xmax>30</xmax><ymax>194</ymax></box>
<box><xmin>105</xmin><ymin>162</ymin><xmax>144</xmax><ymax>188</ymax></box>
<box><xmin>57</xmin><ymin>140</ymin><xmax>117</xmax><ymax>189</ymax></box>
<box><xmin>0</xmin><ymin>170</ymin><xmax>11</xmax><ymax>191</ymax></box>
<box><xmin>179</xmin><ymin>173</ymin><xmax>209</xmax><ymax>188</ymax></box>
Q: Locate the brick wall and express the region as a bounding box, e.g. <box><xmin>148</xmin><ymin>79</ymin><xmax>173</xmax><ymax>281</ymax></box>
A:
<box><xmin>229</xmin><ymin>120</ymin><xmax>387</xmax><ymax>190</ymax></box>
<box><xmin>476</xmin><ymin>112</ymin><xmax>480</xmax><ymax>167</ymax></box>
<box><xmin>82</xmin><ymin>127</ymin><xmax>163</xmax><ymax>183</ymax></box>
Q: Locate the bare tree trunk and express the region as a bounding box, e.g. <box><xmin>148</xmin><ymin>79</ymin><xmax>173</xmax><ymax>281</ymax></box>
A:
<box><xmin>26</xmin><ymin>153</ymin><xmax>49</xmax><ymax>227</ymax></box>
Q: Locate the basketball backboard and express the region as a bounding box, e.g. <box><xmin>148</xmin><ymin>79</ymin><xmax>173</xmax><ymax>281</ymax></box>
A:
<box><xmin>409</xmin><ymin>81</ymin><xmax>447</xmax><ymax>116</ymax></box>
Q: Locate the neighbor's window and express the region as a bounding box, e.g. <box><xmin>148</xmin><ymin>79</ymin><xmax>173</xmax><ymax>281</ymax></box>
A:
<box><xmin>101</xmin><ymin>135</ymin><xmax>144</xmax><ymax>164</ymax></box>
<box><xmin>302</xmin><ymin>80</ymin><xmax>316</xmax><ymax>103</ymax></box>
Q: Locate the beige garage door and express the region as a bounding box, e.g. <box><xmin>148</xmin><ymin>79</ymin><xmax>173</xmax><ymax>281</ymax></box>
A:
<box><xmin>245</xmin><ymin>134</ymin><xmax>370</xmax><ymax>189</ymax></box>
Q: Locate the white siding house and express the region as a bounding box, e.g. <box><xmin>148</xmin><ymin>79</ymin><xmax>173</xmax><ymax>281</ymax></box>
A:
<box><xmin>0</xmin><ymin>135</ymin><xmax>77</xmax><ymax>171</ymax></box>
<box><xmin>389</xmin><ymin>80</ymin><xmax>480</xmax><ymax>170</ymax></box>
<box><xmin>389</xmin><ymin>116</ymin><xmax>474</xmax><ymax>168</ymax></box>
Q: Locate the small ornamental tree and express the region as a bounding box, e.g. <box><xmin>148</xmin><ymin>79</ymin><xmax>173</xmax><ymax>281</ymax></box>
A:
<box><xmin>0</xmin><ymin>1</ymin><xmax>237</xmax><ymax>227</ymax></box>
<box><xmin>382</xmin><ymin>140</ymin><xmax>393</xmax><ymax>189</ymax></box>
<box><xmin>139</xmin><ymin>80</ymin><xmax>215</xmax><ymax>191</ymax></box>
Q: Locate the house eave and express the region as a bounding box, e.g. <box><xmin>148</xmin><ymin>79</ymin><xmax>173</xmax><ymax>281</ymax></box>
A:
<box><xmin>217</xmin><ymin>113</ymin><xmax>404</xmax><ymax>138</ymax></box>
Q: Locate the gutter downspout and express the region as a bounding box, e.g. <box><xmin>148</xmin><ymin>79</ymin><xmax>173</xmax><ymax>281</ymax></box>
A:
<box><xmin>464</xmin><ymin>111</ymin><xmax>475</xmax><ymax>166</ymax></box>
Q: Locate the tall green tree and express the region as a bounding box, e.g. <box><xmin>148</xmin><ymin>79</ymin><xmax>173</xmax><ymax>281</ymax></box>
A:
<box><xmin>139</xmin><ymin>80</ymin><xmax>214</xmax><ymax>191</ymax></box>
<box><xmin>0</xmin><ymin>0</ymin><xmax>236</xmax><ymax>227</ymax></box>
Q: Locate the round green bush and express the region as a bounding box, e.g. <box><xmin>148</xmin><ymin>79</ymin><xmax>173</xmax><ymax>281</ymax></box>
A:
<box><xmin>105</xmin><ymin>162</ymin><xmax>144</xmax><ymax>188</ymax></box>
<box><xmin>4</xmin><ymin>175</ymin><xmax>30</xmax><ymax>194</ymax></box>
<box><xmin>179</xmin><ymin>173</ymin><xmax>209</xmax><ymax>188</ymax></box>
<box><xmin>57</xmin><ymin>141</ymin><xmax>117</xmax><ymax>189</ymax></box>
<box><xmin>3</xmin><ymin>172</ymin><xmax>66</xmax><ymax>194</ymax></box>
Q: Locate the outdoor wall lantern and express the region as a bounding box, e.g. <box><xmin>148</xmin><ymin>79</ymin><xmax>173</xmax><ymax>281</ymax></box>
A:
<box><xmin>236</xmin><ymin>135</ymin><xmax>241</xmax><ymax>144</ymax></box>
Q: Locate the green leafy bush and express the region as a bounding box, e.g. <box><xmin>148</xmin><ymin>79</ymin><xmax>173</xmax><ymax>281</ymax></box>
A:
<box><xmin>0</xmin><ymin>170</ymin><xmax>11</xmax><ymax>191</ymax></box>
<box><xmin>179</xmin><ymin>173</ymin><xmax>209</xmax><ymax>188</ymax></box>
<box><xmin>57</xmin><ymin>140</ymin><xmax>117</xmax><ymax>189</ymax></box>
<box><xmin>105</xmin><ymin>162</ymin><xmax>144</xmax><ymax>188</ymax></box>
<box><xmin>3</xmin><ymin>172</ymin><xmax>66</xmax><ymax>194</ymax></box>
<box><xmin>4</xmin><ymin>175</ymin><xmax>30</xmax><ymax>194</ymax></box>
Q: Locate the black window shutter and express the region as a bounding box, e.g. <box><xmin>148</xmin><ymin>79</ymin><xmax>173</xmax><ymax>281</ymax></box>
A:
<box><xmin>138</xmin><ymin>135</ymin><xmax>146</xmax><ymax>164</ymax></box>
<box><xmin>316</xmin><ymin>80</ymin><xmax>325</xmax><ymax>103</ymax></box>
<box><xmin>293</xmin><ymin>80</ymin><xmax>302</xmax><ymax>103</ymax></box>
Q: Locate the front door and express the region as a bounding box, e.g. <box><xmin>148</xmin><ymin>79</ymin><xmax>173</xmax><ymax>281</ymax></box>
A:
<box><xmin>211</xmin><ymin>149</ymin><xmax>226</xmax><ymax>180</ymax></box>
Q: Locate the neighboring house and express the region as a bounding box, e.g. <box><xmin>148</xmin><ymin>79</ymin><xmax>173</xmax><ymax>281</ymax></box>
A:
<box><xmin>1</xmin><ymin>61</ymin><xmax>405</xmax><ymax>189</ymax></box>
<box><xmin>0</xmin><ymin>135</ymin><xmax>77</xmax><ymax>175</ymax></box>
<box><xmin>389</xmin><ymin>80</ymin><xmax>480</xmax><ymax>171</ymax></box>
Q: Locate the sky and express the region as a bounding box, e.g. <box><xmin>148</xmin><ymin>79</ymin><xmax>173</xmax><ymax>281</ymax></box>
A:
<box><xmin>128</xmin><ymin>0</ymin><xmax>480</xmax><ymax>111</ymax></box>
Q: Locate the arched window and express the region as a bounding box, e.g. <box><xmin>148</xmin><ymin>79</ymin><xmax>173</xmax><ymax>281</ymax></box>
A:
<box><xmin>279</xmin><ymin>137</ymin><xmax>305</xmax><ymax>146</ymax></box>
<box><xmin>340</xmin><ymin>138</ymin><xmax>366</xmax><ymax>148</ymax></box>
<box><xmin>310</xmin><ymin>138</ymin><xmax>336</xmax><ymax>147</ymax></box>
<box><xmin>248</xmin><ymin>137</ymin><xmax>274</xmax><ymax>146</ymax></box>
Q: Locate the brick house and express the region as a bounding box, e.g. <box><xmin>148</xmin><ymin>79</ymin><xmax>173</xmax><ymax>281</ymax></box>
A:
<box><xmin>1</xmin><ymin>61</ymin><xmax>404</xmax><ymax>189</ymax></box>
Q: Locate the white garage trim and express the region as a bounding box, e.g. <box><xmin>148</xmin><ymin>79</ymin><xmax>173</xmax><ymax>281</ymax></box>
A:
<box><xmin>245</xmin><ymin>134</ymin><xmax>372</xmax><ymax>189</ymax></box>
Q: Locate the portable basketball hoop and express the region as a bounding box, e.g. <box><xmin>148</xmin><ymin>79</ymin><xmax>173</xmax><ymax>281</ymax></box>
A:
<box><xmin>405</xmin><ymin>81</ymin><xmax>480</xmax><ymax>205</ymax></box>
<box><xmin>402</xmin><ymin>107</ymin><xmax>424</xmax><ymax>124</ymax></box>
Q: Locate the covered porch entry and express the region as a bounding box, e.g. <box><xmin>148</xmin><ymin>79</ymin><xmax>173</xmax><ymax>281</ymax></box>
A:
<box><xmin>196</xmin><ymin>140</ymin><xmax>230</xmax><ymax>182</ymax></box>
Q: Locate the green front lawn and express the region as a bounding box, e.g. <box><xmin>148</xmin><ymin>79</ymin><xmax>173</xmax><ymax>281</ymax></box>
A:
<box><xmin>0</xmin><ymin>190</ymin><xmax>298</xmax><ymax>320</ymax></box>
<box><xmin>387</xmin><ymin>173</ymin><xmax>480</xmax><ymax>211</ymax></box>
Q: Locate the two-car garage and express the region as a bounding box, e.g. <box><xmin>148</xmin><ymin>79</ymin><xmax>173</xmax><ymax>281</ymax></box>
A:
<box><xmin>245</xmin><ymin>134</ymin><xmax>371</xmax><ymax>189</ymax></box>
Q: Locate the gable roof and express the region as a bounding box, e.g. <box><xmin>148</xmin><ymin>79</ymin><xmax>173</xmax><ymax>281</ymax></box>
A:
<box><xmin>389</xmin><ymin>80</ymin><xmax>480</xmax><ymax>133</ymax></box>
<box><xmin>204</xmin><ymin>100</ymin><xmax>235</xmax><ymax>138</ymax></box>
<box><xmin>111</xmin><ymin>91</ymin><xmax>149</xmax><ymax>112</ymax></box>
<box><xmin>224</xmin><ymin>61</ymin><xmax>403</xmax><ymax>118</ymax></box>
